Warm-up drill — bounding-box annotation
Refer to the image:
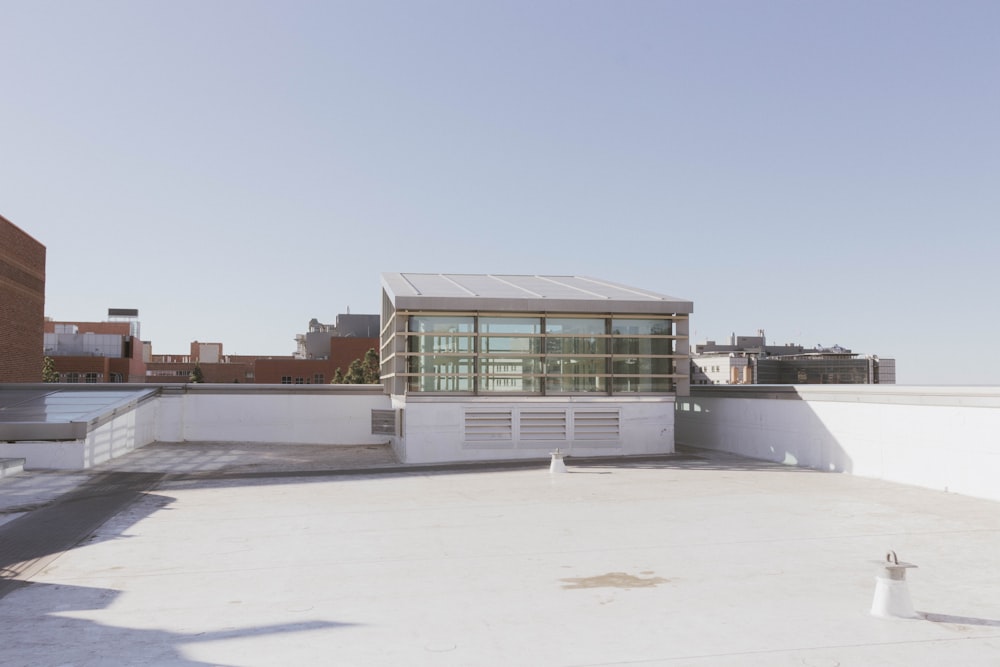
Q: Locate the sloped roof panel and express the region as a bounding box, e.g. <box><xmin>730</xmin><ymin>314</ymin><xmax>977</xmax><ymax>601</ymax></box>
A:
<box><xmin>381</xmin><ymin>273</ymin><xmax>693</xmax><ymax>314</ymax></box>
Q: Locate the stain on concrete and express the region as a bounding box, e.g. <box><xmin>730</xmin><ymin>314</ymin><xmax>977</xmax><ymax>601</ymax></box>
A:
<box><xmin>561</xmin><ymin>572</ymin><xmax>668</xmax><ymax>589</ymax></box>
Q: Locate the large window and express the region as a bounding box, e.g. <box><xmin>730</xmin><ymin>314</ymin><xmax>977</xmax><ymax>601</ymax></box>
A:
<box><xmin>611</xmin><ymin>318</ymin><xmax>674</xmax><ymax>393</ymax></box>
<box><xmin>408</xmin><ymin>316</ymin><xmax>475</xmax><ymax>392</ymax></box>
<box><xmin>545</xmin><ymin>318</ymin><xmax>607</xmax><ymax>393</ymax></box>
<box><xmin>403</xmin><ymin>314</ymin><xmax>680</xmax><ymax>395</ymax></box>
<box><xmin>479</xmin><ymin>317</ymin><xmax>542</xmax><ymax>392</ymax></box>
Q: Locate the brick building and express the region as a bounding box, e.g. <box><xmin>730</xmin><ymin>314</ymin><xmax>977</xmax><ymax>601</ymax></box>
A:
<box><xmin>146</xmin><ymin>342</ymin><xmax>272</xmax><ymax>383</ymax></box>
<box><xmin>255</xmin><ymin>337</ymin><xmax>377</xmax><ymax>384</ymax></box>
<box><xmin>146</xmin><ymin>337</ymin><xmax>377</xmax><ymax>384</ymax></box>
<box><xmin>0</xmin><ymin>214</ymin><xmax>46</xmax><ymax>382</ymax></box>
<box><xmin>44</xmin><ymin>316</ymin><xmax>147</xmax><ymax>383</ymax></box>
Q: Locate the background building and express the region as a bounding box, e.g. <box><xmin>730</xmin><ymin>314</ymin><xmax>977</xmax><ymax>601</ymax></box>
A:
<box><xmin>295</xmin><ymin>313</ymin><xmax>380</xmax><ymax>359</ymax></box>
<box><xmin>145</xmin><ymin>317</ymin><xmax>379</xmax><ymax>384</ymax></box>
<box><xmin>44</xmin><ymin>310</ymin><xmax>146</xmax><ymax>382</ymax></box>
<box><xmin>0</xmin><ymin>215</ymin><xmax>46</xmax><ymax>382</ymax></box>
<box><xmin>145</xmin><ymin>342</ymin><xmax>262</xmax><ymax>383</ymax></box>
<box><xmin>691</xmin><ymin>330</ymin><xmax>895</xmax><ymax>385</ymax></box>
<box><xmin>255</xmin><ymin>336</ymin><xmax>376</xmax><ymax>384</ymax></box>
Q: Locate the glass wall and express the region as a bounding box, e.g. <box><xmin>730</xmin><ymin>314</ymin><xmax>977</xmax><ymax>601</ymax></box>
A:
<box><xmin>478</xmin><ymin>316</ymin><xmax>543</xmax><ymax>392</ymax></box>
<box><xmin>545</xmin><ymin>318</ymin><xmax>607</xmax><ymax>393</ymax></box>
<box><xmin>407</xmin><ymin>316</ymin><xmax>475</xmax><ymax>392</ymax></box>
<box><xmin>611</xmin><ymin>318</ymin><xmax>674</xmax><ymax>392</ymax></box>
<box><xmin>404</xmin><ymin>314</ymin><xmax>680</xmax><ymax>395</ymax></box>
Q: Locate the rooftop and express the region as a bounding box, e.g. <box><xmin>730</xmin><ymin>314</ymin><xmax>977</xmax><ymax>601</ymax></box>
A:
<box><xmin>2</xmin><ymin>443</ymin><xmax>999</xmax><ymax>665</ymax></box>
<box><xmin>381</xmin><ymin>273</ymin><xmax>694</xmax><ymax>314</ymax></box>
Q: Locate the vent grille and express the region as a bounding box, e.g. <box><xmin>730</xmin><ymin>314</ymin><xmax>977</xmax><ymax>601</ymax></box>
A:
<box><xmin>464</xmin><ymin>410</ymin><xmax>513</xmax><ymax>441</ymax></box>
<box><xmin>573</xmin><ymin>410</ymin><xmax>621</xmax><ymax>440</ymax></box>
<box><xmin>371</xmin><ymin>409</ymin><xmax>398</xmax><ymax>436</ymax></box>
<box><xmin>520</xmin><ymin>410</ymin><xmax>568</xmax><ymax>440</ymax></box>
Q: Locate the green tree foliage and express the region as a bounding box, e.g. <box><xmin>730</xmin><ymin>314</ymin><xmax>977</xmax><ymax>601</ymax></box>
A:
<box><xmin>42</xmin><ymin>356</ymin><xmax>59</xmax><ymax>382</ymax></box>
<box><xmin>188</xmin><ymin>363</ymin><xmax>205</xmax><ymax>383</ymax></box>
<box><xmin>363</xmin><ymin>348</ymin><xmax>380</xmax><ymax>384</ymax></box>
<box><xmin>344</xmin><ymin>358</ymin><xmax>367</xmax><ymax>384</ymax></box>
<box><xmin>334</xmin><ymin>348</ymin><xmax>381</xmax><ymax>384</ymax></box>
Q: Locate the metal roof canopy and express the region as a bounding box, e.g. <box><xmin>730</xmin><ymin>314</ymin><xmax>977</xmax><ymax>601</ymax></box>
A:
<box><xmin>381</xmin><ymin>273</ymin><xmax>693</xmax><ymax>315</ymax></box>
<box><xmin>0</xmin><ymin>386</ymin><xmax>159</xmax><ymax>441</ymax></box>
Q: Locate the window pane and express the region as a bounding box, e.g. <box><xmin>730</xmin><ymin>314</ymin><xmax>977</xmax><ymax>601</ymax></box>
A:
<box><xmin>479</xmin><ymin>356</ymin><xmax>542</xmax><ymax>393</ymax></box>
<box><xmin>612</xmin><ymin>337</ymin><xmax>672</xmax><ymax>355</ymax></box>
<box><xmin>480</xmin><ymin>316</ymin><xmax>541</xmax><ymax>335</ymax></box>
<box><xmin>546</xmin><ymin>318</ymin><xmax>605</xmax><ymax>335</ymax></box>
<box><xmin>611</xmin><ymin>319</ymin><xmax>672</xmax><ymax>336</ymax></box>
<box><xmin>407</xmin><ymin>355</ymin><xmax>473</xmax><ymax>392</ymax></box>
<box><xmin>480</xmin><ymin>316</ymin><xmax>543</xmax><ymax>356</ymax></box>
<box><xmin>409</xmin><ymin>316</ymin><xmax>475</xmax><ymax>353</ymax></box>
<box><xmin>481</xmin><ymin>336</ymin><xmax>543</xmax><ymax>354</ymax></box>
<box><xmin>546</xmin><ymin>337</ymin><xmax>606</xmax><ymax>355</ymax></box>
<box><xmin>410</xmin><ymin>316</ymin><xmax>474</xmax><ymax>333</ymax></box>
<box><xmin>613</xmin><ymin>376</ymin><xmax>674</xmax><ymax>392</ymax></box>
<box><xmin>545</xmin><ymin>358</ymin><xmax>606</xmax><ymax>393</ymax></box>
<box><xmin>613</xmin><ymin>357</ymin><xmax>673</xmax><ymax>393</ymax></box>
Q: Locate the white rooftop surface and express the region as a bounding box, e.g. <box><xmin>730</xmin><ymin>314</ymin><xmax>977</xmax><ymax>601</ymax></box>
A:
<box><xmin>381</xmin><ymin>273</ymin><xmax>694</xmax><ymax>314</ymax></box>
<box><xmin>2</xmin><ymin>444</ymin><xmax>1000</xmax><ymax>665</ymax></box>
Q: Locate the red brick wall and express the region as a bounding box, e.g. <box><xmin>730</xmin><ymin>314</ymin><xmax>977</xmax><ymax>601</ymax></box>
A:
<box><xmin>252</xmin><ymin>339</ymin><xmax>377</xmax><ymax>384</ymax></box>
<box><xmin>142</xmin><ymin>340</ymin><xmax>378</xmax><ymax>385</ymax></box>
<box><xmin>253</xmin><ymin>358</ymin><xmax>335</xmax><ymax>384</ymax></box>
<box><xmin>144</xmin><ymin>361</ymin><xmax>254</xmax><ymax>384</ymax></box>
<box><xmin>330</xmin><ymin>338</ymin><xmax>379</xmax><ymax>375</ymax></box>
<box><xmin>0</xmin><ymin>215</ymin><xmax>46</xmax><ymax>382</ymax></box>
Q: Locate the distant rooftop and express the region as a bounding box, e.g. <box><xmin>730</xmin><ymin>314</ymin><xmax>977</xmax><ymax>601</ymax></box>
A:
<box><xmin>381</xmin><ymin>273</ymin><xmax>694</xmax><ymax>314</ymax></box>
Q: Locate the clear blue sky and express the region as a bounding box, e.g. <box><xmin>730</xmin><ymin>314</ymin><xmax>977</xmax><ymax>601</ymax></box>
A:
<box><xmin>3</xmin><ymin>1</ymin><xmax>998</xmax><ymax>384</ymax></box>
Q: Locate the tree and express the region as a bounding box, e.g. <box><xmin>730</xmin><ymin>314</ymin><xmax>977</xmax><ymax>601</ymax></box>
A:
<box><xmin>338</xmin><ymin>348</ymin><xmax>381</xmax><ymax>384</ymax></box>
<box><xmin>363</xmin><ymin>348</ymin><xmax>380</xmax><ymax>384</ymax></box>
<box><xmin>42</xmin><ymin>356</ymin><xmax>59</xmax><ymax>382</ymax></box>
<box><xmin>188</xmin><ymin>363</ymin><xmax>205</xmax><ymax>383</ymax></box>
<box><xmin>343</xmin><ymin>358</ymin><xmax>367</xmax><ymax>384</ymax></box>
<box><xmin>331</xmin><ymin>368</ymin><xmax>345</xmax><ymax>384</ymax></box>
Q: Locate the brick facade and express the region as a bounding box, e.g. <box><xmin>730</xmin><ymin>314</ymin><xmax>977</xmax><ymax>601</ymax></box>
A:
<box><xmin>145</xmin><ymin>359</ymin><xmax>258</xmax><ymax>384</ymax></box>
<box><xmin>0</xmin><ymin>215</ymin><xmax>46</xmax><ymax>382</ymax></box>
<box><xmin>44</xmin><ymin>320</ymin><xmax>148</xmax><ymax>383</ymax></box>
<box><xmin>247</xmin><ymin>338</ymin><xmax>378</xmax><ymax>384</ymax></box>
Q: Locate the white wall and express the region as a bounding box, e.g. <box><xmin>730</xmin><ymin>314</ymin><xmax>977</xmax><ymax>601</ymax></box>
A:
<box><xmin>160</xmin><ymin>386</ymin><xmax>391</xmax><ymax>445</ymax></box>
<box><xmin>3</xmin><ymin>386</ymin><xmax>392</xmax><ymax>470</ymax></box>
<box><xmin>0</xmin><ymin>399</ymin><xmax>159</xmax><ymax>470</ymax></box>
<box><xmin>396</xmin><ymin>396</ymin><xmax>675</xmax><ymax>464</ymax></box>
<box><xmin>675</xmin><ymin>385</ymin><xmax>1000</xmax><ymax>503</ymax></box>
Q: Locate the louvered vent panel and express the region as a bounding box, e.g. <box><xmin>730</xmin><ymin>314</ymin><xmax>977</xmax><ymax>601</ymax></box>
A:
<box><xmin>464</xmin><ymin>410</ymin><xmax>513</xmax><ymax>441</ymax></box>
<box><xmin>573</xmin><ymin>410</ymin><xmax>621</xmax><ymax>440</ymax></box>
<box><xmin>519</xmin><ymin>410</ymin><xmax>567</xmax><ymax>440</ymax></box>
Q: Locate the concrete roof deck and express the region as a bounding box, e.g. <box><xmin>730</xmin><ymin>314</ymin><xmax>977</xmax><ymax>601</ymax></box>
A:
<box><xmin>2</xmin><ymin>444</ymin><xmax>1000</xmax><ymax>665</ymax></box>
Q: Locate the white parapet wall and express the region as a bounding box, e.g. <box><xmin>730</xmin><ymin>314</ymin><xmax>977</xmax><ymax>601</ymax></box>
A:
<box><xmin>0</xmin><ymin>397</ymin><xmax>160</xmax><ymax>470</ymax></box>
<box><xmin>0</xmin><ymin>384</ymin><xmax>392</xmax><ymax>470</ymax></box>
<box><xmin>392</xmin><ymin>395</ymin><xmax>676</xmax><ymax>464</ymax></box>
<box><xmin>675</xmin><ymin>385</ymin><xmax>1000</xmax><ymax>503</ymax></box>
<box><xmin>156</xmin><ymin>384</ymin><xmax>392</xmax><ymax>446</ymax></box>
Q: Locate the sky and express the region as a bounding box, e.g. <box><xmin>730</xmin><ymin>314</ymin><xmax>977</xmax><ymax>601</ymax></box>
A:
<box><xmin>2</xmin><ymin>1</ymin><xmax>998</xmax><ymax>384</ymax></box>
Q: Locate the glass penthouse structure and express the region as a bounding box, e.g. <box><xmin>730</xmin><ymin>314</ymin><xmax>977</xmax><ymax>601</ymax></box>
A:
<box><xmin>379</xmin><ymin>273</ymin><xmax>693</xmax><ymax>463</ymax></box>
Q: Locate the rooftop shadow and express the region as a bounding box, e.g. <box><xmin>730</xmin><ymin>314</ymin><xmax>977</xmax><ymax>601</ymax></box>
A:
<box><xmin>0</xmin><ymin>581</ymin><xmax>355</xmax><ymax>666</ymax></box>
